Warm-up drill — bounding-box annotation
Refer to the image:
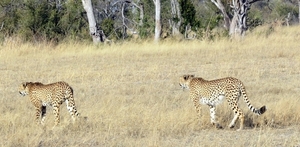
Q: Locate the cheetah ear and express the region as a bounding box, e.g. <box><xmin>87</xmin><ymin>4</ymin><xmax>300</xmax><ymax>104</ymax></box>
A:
<box><xmin>22</xmin><ymin>82</ymin><xmax>30</xmax><ymax>87</ymax></box>
<box><xmin>186</xmin><ymin>75</ymin><xmax>195</xmax><ymax>79</ymax></box>
<box><xmin>22</xmin><ymin>82</ymin><xmax>27</xmax><ymax>87</ymax></box>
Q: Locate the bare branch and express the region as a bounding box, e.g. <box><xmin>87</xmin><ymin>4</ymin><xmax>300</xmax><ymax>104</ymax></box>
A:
<box><xmin>211</xmin><ymin>0</ymin><xmax>221</xmax><ymax>10</ymax></box>
<box><xmin>0</xmin><ymin>22</ymin><xmax>4</xmax><ymax>31</ymax></box>
<box><xmin>211</xmin><ymin>0</ymin><xmax>231</xmax><ymax>30</ymax></box>
<box><xmin>82</xmin><ymin>0</ymin><xmax>106</xmax><ymax>43</ymax></box>
<box><xmin>112</xmin><ymin>0</ymin><xmax>141</xmax><ymax>9</ymax></box>
<box><xmin>248</xmin><ymin>0</ymin><xmax>264</xmax><ymax>4</ymax></box>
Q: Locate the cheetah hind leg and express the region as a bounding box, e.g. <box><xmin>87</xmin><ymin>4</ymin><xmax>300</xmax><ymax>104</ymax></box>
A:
<box><xmin>65</xmin><ymin>100</ymin><xmax>79</xmax><ymax>122</ymax></box>
<box><xmin>209</xmin><ymin>105</ymin><xmax>223</xmax><ymax>129</ymax></box>
<box><xmin>228</xmin><ymin>109</ymin><xmax>244</xmax><ymax>131</ymax></box>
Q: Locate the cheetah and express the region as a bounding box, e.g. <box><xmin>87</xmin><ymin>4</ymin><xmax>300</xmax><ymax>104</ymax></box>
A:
<box><xmin>19</xmin><ymin>81</ymin><xmax>79</xmax><ymax>127</ymax></box>
<box><xmin>179</xmin><ymin>75</ymin><xmax>266</xmax><ymax>130</ymax></box>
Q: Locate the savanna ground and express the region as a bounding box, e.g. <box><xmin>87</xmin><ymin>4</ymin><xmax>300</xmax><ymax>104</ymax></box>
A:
<box><xmin>0</xmin><ymin>26</ymin><xmax>300</xmax><ymax>147</ymax></box>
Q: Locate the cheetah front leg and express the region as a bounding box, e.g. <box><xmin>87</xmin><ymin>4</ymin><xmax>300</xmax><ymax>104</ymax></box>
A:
<box><xmin>52</xmin><ymin>103</ymin><xmax>60</xmax><ymax>128</ymax></box>
<box><xmin>209</xmin><ymin>105</ymin><xmax>222</xmax><ymax>129</ymax></box>
<box><xmin>34</xmin><ymin>107</ymin><xmax>42</xmax><ymax>125</ymax></box>
<box><xmin>193</xmin><ymin>98</ymin><xmax>202</xmax><ymax>120</ymax></box>
<box><xmin>33</xmin><ymin>102</ymin><xmax>44</xmax><ymax>125</ymax></box>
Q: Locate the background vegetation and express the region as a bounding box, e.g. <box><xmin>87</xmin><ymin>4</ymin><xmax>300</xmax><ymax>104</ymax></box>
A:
<box><xmin>0</xmin><ymin>26</ymin><xmax>299</xmax><ymax>146</ymax></box>
<box><xmin>0</xmin><ymin>0</ymin><xmax>299</xmax><ymax>43</ymax></box>
<box><xmin>0</xmin><ymin>0</ymin><xmax>299</xmax><ymax>146</ymax></box>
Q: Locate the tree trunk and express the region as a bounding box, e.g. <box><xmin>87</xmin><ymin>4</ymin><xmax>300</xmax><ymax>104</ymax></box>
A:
<box><xmin>299</xmin><ymin>0</ymin><xmax>300</xmax><ymax>24</ymax></box>
<box><xmin>170</xmin><ymin>0</ymin><xmax>181</xmax><ymax>35</ymax></box>
<box><xmin>229</xmin><ymin>13</ymin><xmax>238</xmax><ymax>36</ymax></box>
<box><xmin>211</xmin><ymin>0</ymin><xmax>261</xmax><ymax>38</ymax></box>
<box><xmin>154</xmin><ymin>0</ymin><xmax>161</xmax><ymax>42</ymax></box>
<box><xmin>81</xmin><ymin>0</ymin><xmax>106</xmax><ymax>43</ymax></box>
<box><xmin>231</xmin><ymin>0</ymin><xmax>250</xmax><ymax>37</ymax></box>
<box><xmin>139</xmin><ymin>3</ymin><xmax>144</xmax><ymax>26</ymax></box>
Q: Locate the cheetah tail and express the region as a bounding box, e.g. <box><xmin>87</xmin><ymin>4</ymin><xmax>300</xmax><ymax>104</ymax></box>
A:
<box><xmin>245</xmin><ymin>97</ymin><xmax>266</xmax><ymax>115</ymax></box>
<box><xmin>240</xmin><ymin>85</ymin><xmax>266</xmax><ymax>115</ymax></box>
<box><xmin>256</xmin><ymin>106</ymin><xmax>267</xmax><ymax>115</ymax></box>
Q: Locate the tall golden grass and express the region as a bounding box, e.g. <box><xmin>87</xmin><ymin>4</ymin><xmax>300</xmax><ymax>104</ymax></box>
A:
<box><xmin>1</xmin><ymin>25</ymin><xmax>300</xmax><ymax>146</ymax></box>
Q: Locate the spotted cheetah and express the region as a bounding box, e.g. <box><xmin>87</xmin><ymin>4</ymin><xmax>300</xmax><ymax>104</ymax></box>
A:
<box><xmin>19</xmin><ymin>81</ymin><xmax>79</xmax><ymax>127</ymax></box>
<box><xmin>179</xmin><ymin>75</ymin><xmax>266</xmax><ymax>130</ymax></box>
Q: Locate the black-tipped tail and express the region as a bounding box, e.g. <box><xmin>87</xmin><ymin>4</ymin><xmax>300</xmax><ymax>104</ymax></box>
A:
<box><xmin>256</xmin><ymin>106</ymin><xmax>266</xmax><ymax>115</ymax></box>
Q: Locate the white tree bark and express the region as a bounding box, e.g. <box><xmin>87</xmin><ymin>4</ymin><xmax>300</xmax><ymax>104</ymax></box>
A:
<box><xmin>82</xmin><ymin>0</ymin><xmax>105</xmax><ymax>43</ymax></box>
<box><xmin>139</xmin><ymin>3</ymin><xmax>144</xmax><ymax>26</ymax></box>
<box><xmin>154</xmin><ymin>0</ymin><xmax>161</xmax><ymax>42</ymax></box>
<box><xmin>117</xmin><ymin>0</ymin><xmax>144</xmax><ymax>26</ymax></box>
<box><xmin>108</xmin><ymin>0</ymin><xmax>144</xmax><ymax>39</ymax></box>
<box><xmin>170</xmin><ymin>0</ymin><xmax>181</xmax><ymax>35</ymax></box>
<box><xmin>299</xmin><ymin>0</ymin><xmax>300</xmax><ymax>24</ymax></box>
<box><xmin>211</xmin><ymin>0</ymin><xmax>262</xmax><ymax>38</ymax></box>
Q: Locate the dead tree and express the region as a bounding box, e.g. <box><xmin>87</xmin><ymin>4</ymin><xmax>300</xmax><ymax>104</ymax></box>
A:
<box><xmin>93</xmin><ymin>0</ymin><xmax>143</xmax><ymax>40</ymax></box>
<box><xmin>82</xmin><ymin>0</ymin><xmax>106</xmax><ymax>43</ymax></box>
<box><xmin>154</xmin><ymin>0</ymin><xmax>161</xmax><ymax>42</ymax></box>
<box><xmin>169</xmin><ymin>0</ymin><xmax>181</xmax><ymax>36</ymax></box>
<box><xmin>210</xmin><ymin>0</ymin><xmax>231</xmax><ymax>30</ymax></box>
<box><xmin>299</xmin><ymin>0</ymin><xmax>300</xmax><ymax>24</ymax></box>
<box><xmin>118</xmin><ymin>0</ymin><xmax>144</xmax><ymax>38</ymax></box>
<box><xmin>211</xmin><ymin>0</ymin><xmax>263</xmax><ymax>38</ymax></box>
<box><xmin>138</xmin><ymin>3</ymin><xmax>144</xmax><ymax>26</ymax></box>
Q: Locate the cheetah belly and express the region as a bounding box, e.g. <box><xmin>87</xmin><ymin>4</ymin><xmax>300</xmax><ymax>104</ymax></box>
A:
<box><xmin>200</xmin><ymin>94</ymin><xmax>225</xmax><ymax>106</ymax></box>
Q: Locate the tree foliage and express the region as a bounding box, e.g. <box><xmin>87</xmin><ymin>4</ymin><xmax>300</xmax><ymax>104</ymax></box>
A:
<box><xmin>19</xmin><ymin>0</ymin><xmax>62</xmax><ymax>41</ymax></box>
<box><xmin>100</xmin><ymin>18</ymin><xmax>117</xmax><ymax>39</ymax></box>
<box><xmin>0</xmin><ymin>0</ymin><xmax>88</xmax><ymax>42</ymax></box>
<box><xmin>179</xmin><ymin>0</ymin><xmax>200</xmax><ymax>32</ymax></box>
<box><xmin>0</xmin><ymin>0</ymin><xmax>299</xmax><ymax>43</ymax></box>
<box><xmin>0</xmin><ymin>0</ymin><xmax>22</xmax><ymax>36</ymax></box>
<box><xmin>61</xmin><ymin>0</ymin><xmax>88</xmax><ymax>39</ymax></box>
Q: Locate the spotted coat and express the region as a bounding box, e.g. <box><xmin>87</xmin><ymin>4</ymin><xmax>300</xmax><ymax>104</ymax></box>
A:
<box><xmin>179</xmin><ymin>75</ymin><xmax>266</xmax><ymax>130</ymax></box>
<box><xmin>19</xmin><ymin>81</ymin><xmax>79</xmax><ymax>127</ymax></box>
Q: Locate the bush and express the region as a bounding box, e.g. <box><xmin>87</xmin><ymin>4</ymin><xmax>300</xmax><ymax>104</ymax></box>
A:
<box><xmin>247</xmin><ymin>8</ymin><xmax>264</xmax><ymax>31</ymax></box>
<box><xmin>0</xmin><ymin>0</ymin><xmax>88</xmax><ymax>43</ymax></box>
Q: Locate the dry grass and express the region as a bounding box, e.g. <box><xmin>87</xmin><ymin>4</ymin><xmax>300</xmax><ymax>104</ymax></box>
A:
<box><xmin>1</xmin><ymin>26</ymin><xmax>300</xmax><ymax>146</ymax></box>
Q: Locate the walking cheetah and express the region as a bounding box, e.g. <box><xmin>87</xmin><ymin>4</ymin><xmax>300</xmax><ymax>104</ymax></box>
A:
<box><xmin>19</xmin><ymin>81</ymin><xmax>79</xmax><ymax>127</ymax></box>
<box><xmin>179</xmin><ymin>75</ymin><xmax>266</xmax><ymax>130</ymax></box>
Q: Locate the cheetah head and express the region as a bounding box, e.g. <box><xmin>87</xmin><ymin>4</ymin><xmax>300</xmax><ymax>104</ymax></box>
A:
<box><xmin>19</xmin><ymin>82</ymin><xmax>30</xmax><ymax>96</ymax></box>
<box><xmin>179</xmin><ymin>75</ymin><xmax>195</xmax><ymax>89</ymax></box>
